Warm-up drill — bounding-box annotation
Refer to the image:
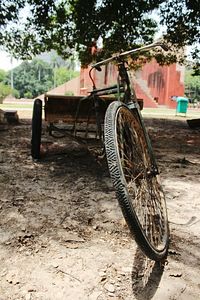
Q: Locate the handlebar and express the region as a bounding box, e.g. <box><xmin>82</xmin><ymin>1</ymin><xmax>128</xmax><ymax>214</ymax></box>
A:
<box><xmin>91</xmin><ymin>42</ymin><xmax>169</xmax><ymax>69</ymax></box>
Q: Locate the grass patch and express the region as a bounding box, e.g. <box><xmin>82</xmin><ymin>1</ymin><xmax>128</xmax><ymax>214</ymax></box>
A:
<box><xmin>0</xmin><ymin>103</ymin><xmax>33</xmax><ymax>109</ymax></box>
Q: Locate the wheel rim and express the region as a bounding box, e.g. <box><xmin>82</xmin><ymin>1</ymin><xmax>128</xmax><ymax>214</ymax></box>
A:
<box><xmin>115</xmin><ymin>106</ymin><xmax>168</xmax><ymax>252</ymax></box>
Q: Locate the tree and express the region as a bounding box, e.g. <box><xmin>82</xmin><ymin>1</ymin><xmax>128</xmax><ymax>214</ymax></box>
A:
<box><xmin>0</xmin><ymin>69</ymin><xmax>7</xmax><ymax>82</ymax></box>
<box><xmin>55</xmin><ymin>67</ymin><xmax>79</xmax><ymax>86</ymax></box>
<box><xmin>4</xmin><ymin>58</ymin><xmax>79</xmax><ymax>98</ymax></box>
<box><xmin>160</xmin><ymin>0</ymin><xmax>199</xmax><ymax>48</ymax></box>
<box><xmin>5</xmin><ymin>59</ymin><xmax>54</xmax><ymax>98</ymax></box>
<box><xmin>0</xmin><ymin>0</ymin><xmax>199</xmax><ymax>70</ymax></box>
<box><xmin>0</xmin><ymin>69</ymin><xmax>14</xmax><ymax>103</ymax></box>
<box><xmin>0</xmin><ymin>83</ymin><xmax>12</xmax><ymax>103</ymax></box>
<box><xmin>184</xmin><ymin>68</ymin><xmax>200</xmax><ymax>101</ymax></box>
<box><xmin>0</xmin><ymin>1</ymin><xmax>25</xmax><ymax>27</ymax></box>
<box><xmin>160</xmin><ymin>0</ymin><xmax>200</xmax><ymax>73</ymax></box>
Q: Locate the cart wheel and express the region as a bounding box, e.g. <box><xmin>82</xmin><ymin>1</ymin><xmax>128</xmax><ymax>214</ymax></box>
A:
<box><xmin>31</xmin><ymin>99</ymin><xmax>42</xmax><ymax>159</ymax></box>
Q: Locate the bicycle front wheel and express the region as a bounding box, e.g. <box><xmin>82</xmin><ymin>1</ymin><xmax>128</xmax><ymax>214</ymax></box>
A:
<box><xmin>104</xmin><ymin>101</ymin><xmax>169</xmax><ymax>261</ymax></box>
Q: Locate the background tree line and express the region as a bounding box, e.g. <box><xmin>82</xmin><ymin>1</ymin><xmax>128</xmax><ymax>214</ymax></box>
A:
<box><xmin>0</xmin><ymin>56</ymin><xmax>79</xmax><ymax>102</ymax></box>
<box><xmin>1</xmin><ymin>59</ymin><xmax>199</xmax><ymax>103</ymax></box>
<box><xmin>0</xmin><ymin>69</ymin><xmax>12</xmax><ymax>103</ymax></box>
<box><xmin>185</xmin><ymin>67</ymin><xmax>200</xmax><ymax>102</ymax></box>
<box><xmin>0</xmin><ymin>0</ymin><xmax>199</xmax><ymax>102</ymax></box>
<box><xmin>0</xmin><ymin>1</ymin><xmax>199</xmax><ymax>70</ymax></box>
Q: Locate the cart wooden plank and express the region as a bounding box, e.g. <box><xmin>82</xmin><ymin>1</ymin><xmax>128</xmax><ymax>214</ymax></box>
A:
<box><xmin>44</xmin><ymin>94</ymin><xmax>115</xmax><ymax>124</ymax></box>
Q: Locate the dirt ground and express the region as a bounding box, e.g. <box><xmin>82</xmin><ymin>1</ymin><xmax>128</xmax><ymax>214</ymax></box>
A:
<box><xmin>0</xmin><ymin>114</ymin><xmax>200</xmax><ymax>300</ymax></box>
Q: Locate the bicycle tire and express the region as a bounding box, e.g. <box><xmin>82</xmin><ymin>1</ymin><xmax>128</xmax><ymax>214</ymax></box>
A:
<box><xmin>31</xmin><ymin>98</ymin><xmax>42</xmax><ymax>159</ymax></box>
<box><xmin>104</xmin><ymin>101</ymin><xmax>169</xmax><ymax>261</ymax></box>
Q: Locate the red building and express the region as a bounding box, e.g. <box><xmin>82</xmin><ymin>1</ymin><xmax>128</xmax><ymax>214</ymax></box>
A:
<box><xmin>80</xmin><ymin>59</ymin><xmax>185</xmax><ymax>109</ymax></box>
<box><xmin>45</xmin><ymin>59</ymin><xmax>185</xmax><ymax>109</ymax></box>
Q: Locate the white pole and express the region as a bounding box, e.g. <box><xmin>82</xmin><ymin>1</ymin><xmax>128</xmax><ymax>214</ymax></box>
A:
<box><xmin>10</xmin><ymin>57</ymin><xmax>14</xmax><ymax>89</ymax></box>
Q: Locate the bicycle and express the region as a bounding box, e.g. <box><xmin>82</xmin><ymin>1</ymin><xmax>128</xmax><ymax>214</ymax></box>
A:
<box><xmin>90</xmin><ymin>42</ymin><xmax>170</xmax><ymax>261</ymax></box>
<box><xmin>31</xmin><ymin>42</ymin><xmax>170</xmax><ymax>261</ymax></box>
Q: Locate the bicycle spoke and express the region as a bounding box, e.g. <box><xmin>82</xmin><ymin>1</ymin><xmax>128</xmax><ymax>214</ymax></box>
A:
<box><xmin>104</xmin><ymin>102</ymin><xmax>169</xmax><ymax>260</ymax></box>
<box><xmin>117</xmin><ymin>107</ymin><xmax>167</xmax><ymax>248</ymax></box>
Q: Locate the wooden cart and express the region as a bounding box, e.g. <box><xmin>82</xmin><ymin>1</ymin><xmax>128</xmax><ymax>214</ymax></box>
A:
<box><xmin>31</xmin><ymin>93</ymin><xmax>115</xmax><ymax>159</ymax></box>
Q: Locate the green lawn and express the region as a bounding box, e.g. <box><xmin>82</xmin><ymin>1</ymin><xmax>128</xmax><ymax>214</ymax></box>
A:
<box><xmin>0</xmin><ymin>102</ymin><xmax>199</xmax><ymax>120</ymax></box>
<box><xmin>142</xmin><ymin>107</ymin><xmax>200</xmax><ymax>119</ymax></box>
<box><xmin>0</xmin><ymin>103</ymin><xmax>33</xmax><ymax>109</ymax></box>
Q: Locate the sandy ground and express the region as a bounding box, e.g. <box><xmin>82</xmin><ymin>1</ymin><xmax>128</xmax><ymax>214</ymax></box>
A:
<box><xmin>0</xmin><ymin>113</ymin><xmax>200</xmax><ymax>300</ymax></box>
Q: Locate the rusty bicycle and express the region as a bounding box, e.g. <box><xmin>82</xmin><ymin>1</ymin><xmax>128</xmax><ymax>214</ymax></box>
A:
<box><xmin>31</xmin><ymin>42</ymin><xmax>170</xmax><ymax>261</ymax></box>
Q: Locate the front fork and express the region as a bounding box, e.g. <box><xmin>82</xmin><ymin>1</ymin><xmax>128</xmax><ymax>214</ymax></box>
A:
<box><xmin>127</xmin><ymin>101</ymin><xmax>159</xmax><ymax>176</ymax></box>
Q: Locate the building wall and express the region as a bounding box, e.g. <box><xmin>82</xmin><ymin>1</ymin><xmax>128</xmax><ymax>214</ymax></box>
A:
<box><xmin>48</xmin><ymin>76</ymin><xmax>80</xmax><ymax>96</ymax></box>
<box><xmin>80</xmin><ymin>64</ymin><xmax>118</xmax><ymax>95</ymax></box>
<box><xmin>80</xmin><ymin>60</ymin><xmax>185</xmax><ymax>108</ymax></box>
<box><xmin>38</xmin><ymin>76</ymin><xmax>80</xmax><ymax>100</ymax></box>
<box><xmin>138</xmin><ymin>59</ymin><xmax>185</xmax><ymax>108</ymax></box>
<box><xmin>42</xmin><ymin>60</ymin><xmax>185</xmax><ymax>109</ymax></box>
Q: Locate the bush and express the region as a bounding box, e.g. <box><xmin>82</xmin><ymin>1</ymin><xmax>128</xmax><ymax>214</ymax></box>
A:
<box><xmin>0</xmin><ymin>83</ymin><xmax>12</xmax><ymax>103</ymax></box>
<box><xmin>24</xmin><ymin>91</ymin><xmax>33</xmax><ymax>99</ymax></box>
<box><xmin>12</xmin><ymin>89</ymin><xmax>20</xmax><ymax>99</ymax></box>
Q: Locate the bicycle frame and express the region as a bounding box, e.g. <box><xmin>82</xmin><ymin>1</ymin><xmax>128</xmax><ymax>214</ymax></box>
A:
<box><xmin>88</xmin><ymin>42</ymin><xmax>167</xmax><ymax>171</ymax></box>
<box><xmin>73</xmin><ymin>42</ymin><xmax>168</xmax><ymax>172</ymax></box>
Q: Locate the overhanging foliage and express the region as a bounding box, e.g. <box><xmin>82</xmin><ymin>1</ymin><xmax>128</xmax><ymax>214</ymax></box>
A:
<box><xmin>0</xmin><ymin>0</ymin><xmax>199</xmax><ymax>70</ymax></box>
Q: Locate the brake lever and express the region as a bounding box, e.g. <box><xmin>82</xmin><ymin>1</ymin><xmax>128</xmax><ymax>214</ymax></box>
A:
<box><xmin>161</xmin><ymin>44</ymin><xmax>169</xmax><ymax>51</ymax></box>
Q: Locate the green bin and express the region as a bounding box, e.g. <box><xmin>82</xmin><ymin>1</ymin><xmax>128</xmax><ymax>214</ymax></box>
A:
<box><xmin>176</xmin><ymin>97</ymin><xmax>188</xmax><ymax>114</ymax></box>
